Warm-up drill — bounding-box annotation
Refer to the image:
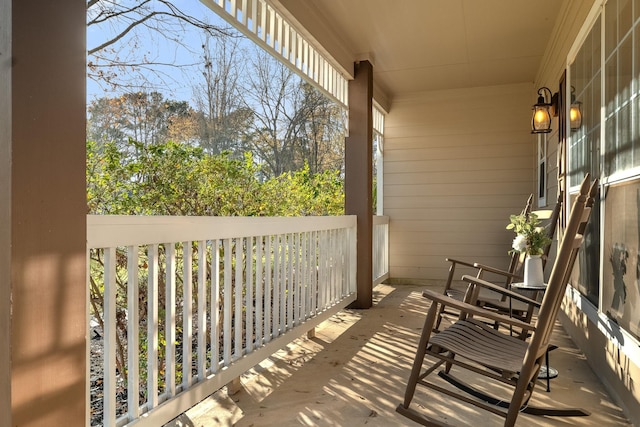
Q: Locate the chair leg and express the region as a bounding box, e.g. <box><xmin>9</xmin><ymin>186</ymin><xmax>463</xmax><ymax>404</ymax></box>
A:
<box><xmin>401</xmin><ymin>302</ymin><xmax>440</xmax><ymax>409</ymax></box>
<box><xmin>505</xmin><ymin>362</ymin><xmax>537</xmax><ymax>427</ymax></box>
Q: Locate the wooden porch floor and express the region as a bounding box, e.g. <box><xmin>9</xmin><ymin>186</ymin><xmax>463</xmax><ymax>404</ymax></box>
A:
<box><xmin>165</xmin><ymin>282</ymin><xmax>632</xmax><ymax>427</ymax></box>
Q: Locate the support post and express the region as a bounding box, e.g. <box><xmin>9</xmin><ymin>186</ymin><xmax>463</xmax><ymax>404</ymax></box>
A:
<box><xmin>4</xmin><ymin>1</ymin><xmax>87</xmax><ymax>425</ymax></box>
<box><xmin>346</xmin><ymin>61</ymin><xmax>374</xmax><ymax>309</ymax></box>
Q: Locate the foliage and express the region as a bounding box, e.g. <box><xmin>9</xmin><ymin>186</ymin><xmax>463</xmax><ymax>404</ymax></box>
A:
<box><xmin>87</xmin><ymin>92</ymin><xmax>199</xmax><ymax>149</ymax></box>
<box><xmin>506</xmin><ymin>213</ymin><xmax>552</xmax><ymax>256</ymax></box>
<box><xmin>87</xmin><ymin>139</ymin><xmax>344</xmax><ymax>217</ymax></box>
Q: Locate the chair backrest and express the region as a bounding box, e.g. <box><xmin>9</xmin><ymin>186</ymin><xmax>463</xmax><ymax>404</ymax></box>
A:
<box><xmin>541</xmin><ymin>191</ymin><xmax>563</xmax><ymax>269</ymax></box>
<box><xmin>525</xmin><ymin>175</ymin><xmax>597</xmax><ymax>364</ymax></box>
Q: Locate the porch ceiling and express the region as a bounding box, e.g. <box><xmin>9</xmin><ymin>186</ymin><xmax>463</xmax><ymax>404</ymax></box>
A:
<box><xmin>277</xmin><ymin>0</ymin><xmax>563</xmax><ymax>106</ymax></box>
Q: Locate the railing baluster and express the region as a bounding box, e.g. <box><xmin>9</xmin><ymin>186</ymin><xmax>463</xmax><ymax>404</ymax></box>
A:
<box><xmin>329</xmin><ymin>230</ymin><xmax>335</xmax><ymax>304</ymax></box>
<box><xmin>322</xmin><ymin>230</ymin><xmax>328</xmax><ymax>308</ymax></box>
<box><xmin>265</xmin><ymin>236</ymin><xmax>272</xmax><ymax>343</ymax></box>
<box><xmin>234</xmin><ymin>238</ymin><xmax>243</xmax><ymax>360</ymax></box>
<box><xmin>280</xmin><ymin>235</ymin><xmax>287</xmax><ymax>333</ymax></box>
<box><xmin>272</xmin><ymin>235</ymin><xmax>279</xmax><ymax>338</ymax></box>
<box><xmin>211</xmin><ymin>239</ymin><xmax>220</xmax><ymax>374</ymax></box>
<box><xmin>301</xmin><ymin>232</ymin><xmax>307</xmax><ymax>322</ymax></box>
<box><xmin>127</xmin><ymin>246</ymin><xmax>140</xmax><ymax>420</ymax></box>
<box><xmin>324</xmin><ymin>231</ymin><xmax>330</xmax><ymax>306</ymax></box>
<box><xmin>259</xmin><ymin>1</ymin><xmax>266</xmax><ymax>42</ymax></box>
<box><xmin>246</xmin><ymin>236</ymin><xmax>254</xmax><ymax>352</ymax></box>
<box><xmin>103</xmin><ymin>247</ymin><xmax>117</xmax><ymax>427</ymax></box>
<box><xmin>166</xmin><ymin>243</ymin><xmax>176</xmax><ymax>397</ymax></box>
<box><xmin>311</xmin><ymin>231</ymin><xmax>317</xmax><ymax>316</ymax></box>
<box><xmin>337</xmin><ymin>230</ymin><xmax>342</xmax><ymax>300</ymax></box>
<box><xmin>338</xmin><ymin>230</ymin><xmax>343</xmax><ymax>300</ymax></box>
<box><xmin>197</xmin><ymin>240</ymin><xmax>206</xmax><ymax>380</ymax></box>
<box><xmin>255</xmin><ymin>236</ymin><xmax>263</xmax><ymax>348</ymax></box>
<box><xmin>240</xmin><ymin>0</ymin><xmax>247</xmax><ymax>26</ymax></box>
<box><xmin>287</xmin><ymin>233</ymin><xmax>293</xmax><ymax>328</ymax></box>
<box><xmin>148</xmin><ymin>244</ymin><xmax>159</xmax><ymax>409</ymax></box>
<box><xmin>183</xmin><ymin>241</ymin><xmax>193</xmax><ymax>389</ymax></box>
<box><xmin>249</xmin><ymin>0</ymin><xmax>257</xmax><ymax>33</ymax></box>
<box><xmin>223</xmin><ymin>239</ymin><xmax>232</xmax><ymax>364</ymax></box>
<box><xmin>296</xmin><ymin>233</ymin><xmax>302</xmax><ymax>324</ymax></box>
<box><xmin>294</xmin><ymin>233</ymin><xmax>300</xmax><ymax>325</ymax></box>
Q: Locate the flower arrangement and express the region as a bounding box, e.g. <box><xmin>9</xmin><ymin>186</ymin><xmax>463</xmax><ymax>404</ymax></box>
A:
<box><xmin>506</xmin><ymin>213</ymin><xmax>552</xmax><ymax>256</ymax></box>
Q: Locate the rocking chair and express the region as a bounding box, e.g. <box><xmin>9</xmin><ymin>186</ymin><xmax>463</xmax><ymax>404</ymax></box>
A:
<box><xmin>437</xmin><ymin>192</ymin><xmax>562</xmax><ymax>331</ymax></box>
<box><xmin>397</xmin><ymin>175</ymin><xmax>597</xmax><ymax>427</ymax></box>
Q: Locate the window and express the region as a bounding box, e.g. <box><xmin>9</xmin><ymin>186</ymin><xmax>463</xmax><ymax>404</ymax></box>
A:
<box><xmin>568</xmin><ymin>0</ymin><xmax>640</xmax><ymax>339</ymax></box>
<box><xmin>537</xmin><ymin>134</ymin><xmax>547</xmax><ymax>207</ymax></box>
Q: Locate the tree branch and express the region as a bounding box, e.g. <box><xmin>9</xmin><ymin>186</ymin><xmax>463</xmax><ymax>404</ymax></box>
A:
<box><xmin>89</xmin><ymin>11</ymin><xmax>160</xmax><ymax>55</ymax></box>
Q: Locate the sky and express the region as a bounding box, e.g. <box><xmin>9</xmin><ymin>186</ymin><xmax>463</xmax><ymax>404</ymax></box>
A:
<box><xmin>86</xmin><ymin>1</ymin><xmax>240</xmax><ymax>104</ymax></box>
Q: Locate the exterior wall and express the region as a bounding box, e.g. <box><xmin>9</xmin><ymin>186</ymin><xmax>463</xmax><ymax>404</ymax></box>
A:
<box><xmin>536</xmin><ymin>0</ymin><xmax>640</xmax><ymax>423</ymax></box>
<box><xmin>561</xmin><ymin>296</ymin><xmax>640</xmax><ymax>424</ymax></box>
<box><xmin>8</xmin><ymin>1</ymin><xmax>87</xmax><ymax>426</ymax></box>
<box><xmin>384</xmin><ymin>83</ymin><xmax>535</xmax><ymax>280</ymax></box>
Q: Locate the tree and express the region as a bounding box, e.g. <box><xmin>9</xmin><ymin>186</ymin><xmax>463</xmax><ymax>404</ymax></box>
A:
<box><xmin>193</xmin><ymin>38</ymin><xmax>252</xmax><ymax>156</ymax></box>
<box><xmin>290</xmin><ymin>82</ymin><xmax>346</xmax><ymax>175</ymax></box>
<box><xmin>242</xmin><ymin>48</ymin><xmax>346</xmax><ymax>178</ymax></box>
<box><xmin>87</xmin><ymin>0</ymin><xmax>235</xmax><ymax>92</ymax></box>
<box><xmin>242</xmin><ymin>49</ymin><xmax>309</xmax><ymax>177</ymax></box>
<box><xmin>87</xmin><ymin>92</ymin><xmax>198</xmax><ymax>152</ymax></box>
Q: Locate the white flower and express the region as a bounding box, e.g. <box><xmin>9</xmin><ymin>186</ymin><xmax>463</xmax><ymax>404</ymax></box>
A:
<box><xmin>512</xmin><ymin>234</ymin><xmax>528</xmax><ymax>252</ymax></box>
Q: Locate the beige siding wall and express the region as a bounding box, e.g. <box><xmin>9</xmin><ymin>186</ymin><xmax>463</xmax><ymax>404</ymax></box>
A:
<box><xmin>384</xmin><ymin>83</ymin><xmax>535</xmax><ymax>280</ymax></box>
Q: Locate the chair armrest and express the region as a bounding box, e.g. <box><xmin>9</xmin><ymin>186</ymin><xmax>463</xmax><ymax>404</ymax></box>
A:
<box><xmin>422</xmin><ymin>289</ymin><xmax>536</xmax><ymax>332</ymax></box>
<box><xmin>472</xmin><ymin>262</ymin><xmax>522</xmax><ymax>281</ymax></box>
<box><xmin>445</xmin><ymin>257</ymin><xmax>477</xmax><ymax>269</ymax></box>
<box><xmin>460</xmin><ymin>275</ymin><xmax>541</xmax><ymax>309</ymax></box>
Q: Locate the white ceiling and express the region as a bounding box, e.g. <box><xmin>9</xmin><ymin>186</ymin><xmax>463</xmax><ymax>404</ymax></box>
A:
<box><xmin>278</xmin><ymin>0</ymin><xmax>563</xmax><ymax>105</ymax></box>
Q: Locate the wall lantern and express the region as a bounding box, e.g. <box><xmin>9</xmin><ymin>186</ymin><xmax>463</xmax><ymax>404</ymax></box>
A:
<box><xmin>531</xmin><ymin>87</ymin><xmax>558</xmax><ymax>134</ymax></box>
<box><xmin>570</xmin><ymin>86</ymin><xmax>583</xmax><ymax>131</ymax></box>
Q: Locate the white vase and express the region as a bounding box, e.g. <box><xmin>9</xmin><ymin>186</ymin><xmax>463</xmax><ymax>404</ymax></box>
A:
<box><xmin>524</xmin><ymin>255</ymin><xmax>544</xmax><ymax>287</ymax></box>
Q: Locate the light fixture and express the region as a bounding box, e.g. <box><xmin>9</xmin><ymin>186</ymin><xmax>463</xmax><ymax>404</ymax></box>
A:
<box><xmin>569</xmin><ymin>86</ymin><xmax>582</xmax><ymax>131</ymax></box>
<box><xmin>531</xmin><ymin>87</ymin><xmax>557</xmax><ymax>134</ymax></box>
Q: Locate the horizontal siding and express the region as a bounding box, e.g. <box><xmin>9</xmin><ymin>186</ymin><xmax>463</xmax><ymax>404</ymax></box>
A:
<box><xmin>384</xmin><ymin>181</ymin><xmax>531</xmax><ymax>198</ymax></box>
<box><xmin>385</xmin><ymin>83</ymin><xmax>535</xmax><ymax>280</ymax></box>
<box><xmin>385</xmin><ymin>193</ymin><xmax>530</xmax><ymax>209</ymax></box>
<box><xmin>385</xmin><ymin>169</ymin><xmax>530</xmax><ymax>186</ymax></box>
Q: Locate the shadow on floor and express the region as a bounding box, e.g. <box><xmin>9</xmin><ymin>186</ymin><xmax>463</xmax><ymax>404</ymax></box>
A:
<box><xmin>165</xmin><ymin>282</ymin><xmax>631</xmax><ymax>427</ymax></box>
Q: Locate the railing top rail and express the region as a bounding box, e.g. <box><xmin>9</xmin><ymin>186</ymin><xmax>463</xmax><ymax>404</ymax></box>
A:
<box><xmin>373</xmin><ymin>215</ymin><xmax>389</xmax><ymax>225</ymax></box>
<box><xmin>87</xmin><ymin>215</ymin><xmax>357</xmax><ymax>248</ymax></box>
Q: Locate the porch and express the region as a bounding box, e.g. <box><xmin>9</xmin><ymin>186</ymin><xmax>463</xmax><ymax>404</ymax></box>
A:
<box><xmin>4</xmin><ymin>1</ymin><xmax>640</xmax><ymax>426</ymax></box>
<box><xmin>165</xmin><ymin>282</ymin><xmax>631</xmax><ymax>427</ymax></box>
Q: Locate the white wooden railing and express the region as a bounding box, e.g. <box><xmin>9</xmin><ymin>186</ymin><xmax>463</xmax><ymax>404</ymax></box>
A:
<box><xmin>373</xmin><ymin>215</ymin><xmax>390</xmax><ymax>285</ymax></box>
<box><xmin>87</xmin><ymin>215</ymin><xmax>357</xmax><ymax>427</ymax></box>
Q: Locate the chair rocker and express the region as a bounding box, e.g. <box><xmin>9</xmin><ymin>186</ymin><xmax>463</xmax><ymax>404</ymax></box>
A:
<box><xmin>397</xmin><ymin>175</ymin><xmax>597</xmax><ymax>427</ymax></box>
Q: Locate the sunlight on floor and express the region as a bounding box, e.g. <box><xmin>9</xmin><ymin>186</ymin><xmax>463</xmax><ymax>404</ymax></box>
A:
<box><xmin>165</xmin><ymin>282</ymin><xmax>631</xmax><ymax>427</ymax></box>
